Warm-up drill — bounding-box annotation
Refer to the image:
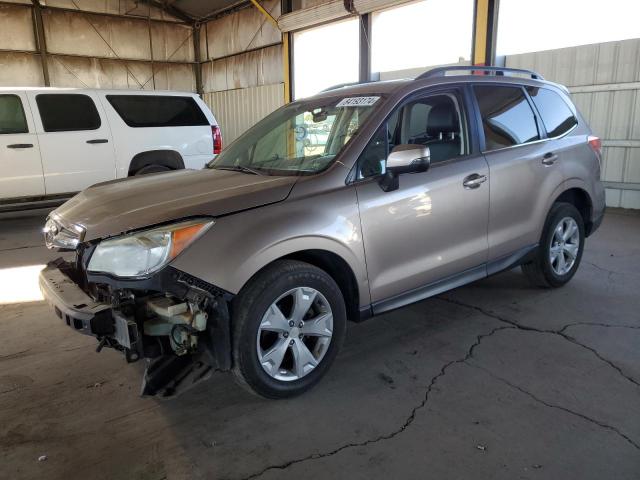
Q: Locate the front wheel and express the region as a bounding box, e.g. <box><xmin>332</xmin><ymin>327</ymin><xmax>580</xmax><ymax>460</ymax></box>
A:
<box><xmin>231</xmin><ymin>260</ymin><xmax>346</xmax><ymax>398</ymax></box>
<box><xmin>522</xmin><ymin>202</ymin><xmax>585</xmax><ymax>288</ymax></box>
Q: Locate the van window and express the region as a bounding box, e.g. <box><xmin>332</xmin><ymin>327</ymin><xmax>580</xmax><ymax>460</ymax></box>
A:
<box><xmin>0</xmin><ymin>95</ymin><xmax>28</xmax><ymax>134</ymax></box>
<box><xmin>36</xmin><ymin>94</ymin><xmax>101</xmax><ymax>132</ymax></box>
<box><xmin>473</xmin><ymin>85</ymin><xmax>540</xmax><ymax>150</ymax></box>
<box><xmin>106</xmin><ymin>95</ymin><xmax>208</xmax><ymax>128</ymax></box>
<box><xmin>526</xmin><ymin>87</ymin><xmax>578</xmax><ymax>137</ymax></box>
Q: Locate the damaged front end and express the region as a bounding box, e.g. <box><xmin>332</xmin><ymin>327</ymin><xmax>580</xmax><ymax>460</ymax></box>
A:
<box><xmin>39</xmin><ymin>223</ymin><xmax>233</xmax><ymax>399</ymax></box>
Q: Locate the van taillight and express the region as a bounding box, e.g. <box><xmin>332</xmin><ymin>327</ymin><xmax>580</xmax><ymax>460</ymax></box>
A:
<box><xmin>588</xmin><ymin>135</ymin><xmax>602</xmax><ymax>157</ymax></box>
<box><xmin>212</xmin><ymin>125</ymin><xmax>222</xmax><ymax>155</ymax></box>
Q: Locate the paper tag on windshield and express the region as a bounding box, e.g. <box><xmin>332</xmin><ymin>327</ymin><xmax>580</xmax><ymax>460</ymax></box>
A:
<box><xmin>336</xmin><ymin>96</ymin><xmax>380</xmax><ymax>108</ymax></box>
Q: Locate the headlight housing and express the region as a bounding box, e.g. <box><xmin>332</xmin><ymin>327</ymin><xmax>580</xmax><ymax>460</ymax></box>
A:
<box><xmin>87</xmin><ymin>218</ymin><xmax>213</xmax><ymax>278</ymax></box>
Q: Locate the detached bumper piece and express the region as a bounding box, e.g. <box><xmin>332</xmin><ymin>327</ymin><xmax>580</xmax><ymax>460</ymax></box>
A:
<box><xmin>39</xmin><ymin>260</ymin><xmax>232</xmax><ymax>398</ymax></box>
<box><xmin>39</xmin><ymin>262</ymin><xmax>113</xmax><ymax>336</ymax></box>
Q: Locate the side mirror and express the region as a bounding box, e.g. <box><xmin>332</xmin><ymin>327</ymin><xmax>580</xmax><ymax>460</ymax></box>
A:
<box><xmin>379</xmin><ymin>144</ymin><xmax>431</xmax><ymax>192</ymax></box>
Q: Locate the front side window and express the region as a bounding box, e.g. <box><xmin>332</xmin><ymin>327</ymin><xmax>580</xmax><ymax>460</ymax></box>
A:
<box><xmin>106</xmin><ymin>95</ymin><xmax>208</xmax><ymax>128</ymax></box>
<box><xmin>526</xmin><ymin>87</ymin><xmax>577</xmax><ymax>137</ymax></box>
<box><xmin>0</xmin><ymin>95</ymin><xmax>28</xmax><ymax>134</ymax></box>
<box><xmin>36</xmin><ymin>94</ymin><xmax>101</xmax><ymax>132</ymax></box>
<box><xmin>209</xmin><ymin>95</ymin><xmax>383</xmax><ymax>176</ymax></box>
<box><xmin>357</xmin><ymin>93</ymin><xmax>468</xmax><ymax>179</ymax></box>
<box><xmin>474</xmin><ymin>85</ymin><xmax>540</xmax><ymax>151</ymax></box>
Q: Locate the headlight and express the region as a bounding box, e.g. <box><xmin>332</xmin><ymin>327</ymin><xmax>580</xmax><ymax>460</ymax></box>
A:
<box><xmin>87</xmin><ymin>218</ymin><xmax>213</xmax><ymax>278</ymax></box>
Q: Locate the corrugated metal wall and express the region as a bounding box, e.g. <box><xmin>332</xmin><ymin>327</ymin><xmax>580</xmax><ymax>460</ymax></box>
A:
<box><xmin>507</xmin><ymin>38</ymin><xmax>640</xmax><ymax>209</ymax></box>
<box><xmin>199</xmin><ymin>0</ymin><xmax>284</xmax><ymax>144</ymax></box>
<box><xmin>0</xmin><ymin>1</ymin><xmax>195</xmax><ymax>91</ymax></box>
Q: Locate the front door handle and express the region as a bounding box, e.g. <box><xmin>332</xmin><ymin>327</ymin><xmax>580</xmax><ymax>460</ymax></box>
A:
<box><xmin>7</xmin><ymin>143</ymin><xmax>34</xmax><ymax>149</ymax></box>
<box><xmin>86</xmin><ymin>139</ymin><xmax>108</xmax><ymax>144</ymax></box>
<box><xmin>463</xmin><ymin>173</ymin><xmax>487</xmax><ymax>189</ymax></box>
<box><xmin>542</xmin><ymin>152</ymin><xmax>558</xmax><ymax>165</ymax></box>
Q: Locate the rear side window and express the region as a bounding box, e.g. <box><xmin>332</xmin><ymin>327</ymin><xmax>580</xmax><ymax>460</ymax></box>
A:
<box><xmin>526</xmin><ymin>86</ymin><xmax>577</xmax><ymax>137</ymax></box>
<box><xmin>36</xmin><ymin>94</ymin><xmax>101</xmax><ymax>132</ymax></box>
<box><xmin>473</xmin><ymin>85</ymin><xmax>540</xmax><ymax>151</ymax></box>
<box><xmin>106</xmin><ymin>95</ymin><xmax>208</xmax><ymax>128</ymax></box>
<box><xmin>0</xmin><ymin>95</ymin><xmax>28</xmax><ymax>134</ymax></box>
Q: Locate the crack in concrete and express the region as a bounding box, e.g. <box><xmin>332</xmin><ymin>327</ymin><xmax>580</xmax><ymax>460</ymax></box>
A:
<box><xmin>558</xmin><ymin>322</ymin><xmax>640</xmax><ymax>333</ymax></box>
<box><xmin>437</xmin><ymin>297</ymin><xmax>640</xmax><ymax>388</ymax></box>
<box><xmin>467</xmin><ymin>363</ymin><xmax>640</xmax><ymax>451</ymax></box>
<box><xmin>583</xmin><ymin>260</ymin><xmax>638</xmax><ymax>277</ymax></box>
<box><xmin>237</xmin><ymin>296</ymin><xmax>639</xmax><ymax>479</ymax></box>
<box><xmin>237</xmin><ymin>325</ymin><xmax>511</xmax><ymax>480</ymax></box>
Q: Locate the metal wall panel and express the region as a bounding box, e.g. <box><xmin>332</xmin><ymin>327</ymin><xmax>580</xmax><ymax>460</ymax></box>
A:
<box><xmin>43</xmin><ymin>10</ymin><xmax>152</xmax><ymax>60</ymax></box>
<box><xmin>42</xmin><ymin>0</ymin><xmax>181</xmax><ymax>22</ymax></box>
<box><xmin>0</xmin><ymin>52</ymin><xmax>44</xmax><ymax>86</ymax></box>
<box><xmin>204</xmin><ymin>43</ymin><xmax>282</xmax><ymax>91</ymax></box>
<box><xmin>150</xmin><ymin>22</ymin><xmax>194</xmax><ymax>63</ymax></box>
<box><xmin>0</xmin><ymin>4</ymin><xmax>36</xmax><ymax>51</ymax></box>
<box><xmin>204</xmin><ymin>83</ymin><xmax>284</xmax><ymax>144</ymax></box>
<box><xmin>202</xmin><ymin>0</ymin><xmax>280</xmax><ymax>60</ymax></box>
<box><xmin>507</xmin><ymin>38</ymin><xmax>640</xmax><ymax>209</ymax></box>
<box><xmin>46</xmin><ymin>55</ymin><xmax>195</xmax><ymax>90</ymax></box>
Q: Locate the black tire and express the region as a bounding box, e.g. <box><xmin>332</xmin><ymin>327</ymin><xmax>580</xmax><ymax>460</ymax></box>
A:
<box><xmin>522</xmin><ymin>202</ymin><xmax>585</xmax><ymax>288</ymax></box>
<box><xmin>231</xmin><ymin>260</ymin><xmax>346</xmax><ymax>399</ymax></box>
<box><xmin>134</xmin><ymin>164</ymin><xmax>172</xmax><ymax>176</ymax></box>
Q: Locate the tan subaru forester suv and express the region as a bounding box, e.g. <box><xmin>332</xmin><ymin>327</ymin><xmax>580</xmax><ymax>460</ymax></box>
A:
<box><xmin>40</xmin><ymin>66</ymin><xmax>605</xmax><ymax>399</ymax></box>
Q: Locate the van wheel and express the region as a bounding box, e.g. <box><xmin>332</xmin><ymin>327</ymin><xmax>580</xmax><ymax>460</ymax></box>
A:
<box><xmin>231</xmin><ymin>260</ymin><xmax>346</xmax><ymax>398</ymax></box>
<box><xmin>134</xmin><ymin>164</ymin><xmax>172</xmax><ymax>176</ymax></box>
<box><xmin>522</xmin><ymin>202</ymin><xmax>585</xmax><ymax>288</ymax></box>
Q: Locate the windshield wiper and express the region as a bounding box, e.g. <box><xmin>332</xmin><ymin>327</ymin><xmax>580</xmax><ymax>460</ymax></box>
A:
<box><xmin>212</xmin><ymin>165</ymin><xmax>262</xmax><ymax>175</ymax></box>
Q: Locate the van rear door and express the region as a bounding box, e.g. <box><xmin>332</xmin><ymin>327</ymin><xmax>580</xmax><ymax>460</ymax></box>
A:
<box><xmin>27</xmin><ymin>91</ymin><xmax>115</xmax><ymax>195</ymax></box>
<box><xmin>0</xmin><ymin>92</ymin><xmax>45</xmax><ymax>200</ymax></box>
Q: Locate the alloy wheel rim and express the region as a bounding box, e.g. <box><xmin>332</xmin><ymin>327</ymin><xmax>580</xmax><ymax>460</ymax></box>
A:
<box><xmin>549</xmin><ymin>216</ymin><xmax>580</xmax><ymax>276</ymax></box>
<box><xmin>256</xmin><ymin>287</ymin><xmax>333</xmax><ymax>382</ymax></box>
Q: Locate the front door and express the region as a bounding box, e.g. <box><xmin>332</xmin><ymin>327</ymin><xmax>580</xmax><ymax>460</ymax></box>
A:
<box><xmin>355</xmin><ymin>91</ymin><xmax>490</xmax><ymax>310</ymax></box>
<box><xmin>0</xmin><ymin>92</ymin><xmax>44</xmax><ymax>200</ymax></box>
<box><xmin>27</xmin><ymin>92</ymin><xmax>115</xmax><ymax>195</ymax></box>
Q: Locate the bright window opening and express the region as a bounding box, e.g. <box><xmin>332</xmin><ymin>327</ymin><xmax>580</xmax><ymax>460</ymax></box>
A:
<box><xmin>293</xmin><ymin>19</ymin><xmax>359</xmax><ymax>99</ymax></box>
<box><xmin>372</xmin><ymin>0</ymin><xmax>473</xmax><ymax>75</ymax></box>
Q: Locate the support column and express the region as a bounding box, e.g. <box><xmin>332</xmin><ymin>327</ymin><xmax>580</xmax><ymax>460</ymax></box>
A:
<box><xmin>359</xmin><ymin>13</ymin><xmax>371</xmax><ymax>83</ymax></box>
<box><xmin>471</xmin><ymin>0</ymin><xmax>499</xmax><ymax>66</ymax></box>
<box><xmin>31</xmin><ymin>0</ymin><xmax>50</xmax><ymax>86</ymax></box>
<box><xmin>193</xmin><ymin>25</ymin><xmax>203</xmax><ymax>95</ymax></box>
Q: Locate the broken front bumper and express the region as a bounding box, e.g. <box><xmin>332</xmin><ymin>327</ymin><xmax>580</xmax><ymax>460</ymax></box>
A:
<box><xmin>39</xmin><ymin>260</ymin><xmax>232</xmax><ymax>397</ymax></box>
<box><xmin>39</xmin><ymin>262</ymin><xmax>113</xmax><ymax>337</ymax></box>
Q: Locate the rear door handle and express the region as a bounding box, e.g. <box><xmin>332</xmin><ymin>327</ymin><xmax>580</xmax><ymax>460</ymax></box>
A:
<box><xmin>7</xmin><ymin>143</ymin><xmax>34</xmax><ymax>149</ymax></box>
<box><xmin>542</xmin><ymin>152</ymin><xmax>558</xmax><ymax>165</ymax></box>
<box><xmin>463</xmin><ymin>173</ymin><xmax>487</xmax><ymax>189</ymax></box>
<box><xmin>86</xmin><ymin>139</ymin><xmax>108</xmax><ymax>144</ymax></box>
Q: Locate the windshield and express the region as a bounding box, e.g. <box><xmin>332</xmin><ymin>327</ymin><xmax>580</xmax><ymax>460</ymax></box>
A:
<box><xmin>208</xmin><ymin>95</ymin><xmax>384</xmax><ymax>176</ymax></box>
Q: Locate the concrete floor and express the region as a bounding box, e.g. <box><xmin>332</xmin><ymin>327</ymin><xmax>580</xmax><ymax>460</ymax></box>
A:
<box><xmin>1</xmin><ymin>209</ymin><xmax>639</xmax><ymax>480</ymax></box>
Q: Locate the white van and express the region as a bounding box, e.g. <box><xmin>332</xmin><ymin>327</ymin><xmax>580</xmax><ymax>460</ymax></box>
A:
<box><xmin>0</xmin><ymin>88</ymin><xmax>221</xmax><ymax>211</ymax></box>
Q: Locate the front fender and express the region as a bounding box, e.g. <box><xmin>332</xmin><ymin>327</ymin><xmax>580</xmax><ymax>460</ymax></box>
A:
<box><xmin>171</xmin><ymin>186</ymin><xmax>370</xmax><ymax>306</ymax></box>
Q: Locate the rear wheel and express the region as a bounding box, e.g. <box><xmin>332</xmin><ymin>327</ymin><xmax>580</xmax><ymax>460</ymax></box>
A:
<box><xmin>231</xmin><ymin>260</ymin><xmax>346</xmax><ymax>398</ymax></box>
<box><xmin>522</xmin><ymin>202</ymin><xmax>585</xmax><ymax>288</ymax></box>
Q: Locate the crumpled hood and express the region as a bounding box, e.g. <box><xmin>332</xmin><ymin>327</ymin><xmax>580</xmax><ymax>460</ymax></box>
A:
<box><xmin>53</xmin><ymin>169</ymin><xmax>298</xmax><ymax>241</ymax></box>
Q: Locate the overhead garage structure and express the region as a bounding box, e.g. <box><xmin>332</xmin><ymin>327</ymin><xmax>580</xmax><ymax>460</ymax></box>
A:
<box><xmin>1</xmin><ymin>2</ymin><xmax>640</xmax><ymax>479</ymax></box>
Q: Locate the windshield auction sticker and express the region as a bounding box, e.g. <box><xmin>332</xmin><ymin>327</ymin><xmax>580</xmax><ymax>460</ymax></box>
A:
<box><xmin>336</xmin><ymin>96</ymin><xmax>380</xmax><ymax>107</ymax></box>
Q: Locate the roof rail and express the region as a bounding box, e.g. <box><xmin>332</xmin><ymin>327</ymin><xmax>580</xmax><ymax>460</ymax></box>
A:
<box><xmin>416</xmin><ymin>66</ymin><xmax>544</xmax><ymax>81</ymax></box>
<box><xmin>320</xmin><ymin>80</ymin><xmax>375</xmax><ymax>93</ymax></box>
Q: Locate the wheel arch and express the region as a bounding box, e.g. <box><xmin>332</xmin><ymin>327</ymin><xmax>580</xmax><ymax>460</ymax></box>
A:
<box><xmin>238</xmin><ymin>248</ymin><xmax>362</xmax><ymax>323</ymax></box>
<box><xmin>128</xmin><ymin>150</ymin><xmax>185</xmax><ymax>176</ymax></box>
<box><xmin>552</xmin><ymin>187</ymin><xmax>595</xmax><ymax>236</ymax></box>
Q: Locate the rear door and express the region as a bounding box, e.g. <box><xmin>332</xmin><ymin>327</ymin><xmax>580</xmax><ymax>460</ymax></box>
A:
<box><xmin>0</xmin><ymin>92</ymin><xmax>44</xmax><ymax>200</ymax></box>
<box><xmin>27</xmin><ymin>92</ymin><xmax>115</xmax><ymax>195</ymax></box>
<box><xmin>473</xmin><ymin>84</ymin><xmax>565</xmax><ymax>267</ymax></box>
<box><xmin>355</xmin><ymin>88</ymin><xmax>490</xmax><ymax>308</ymax></box>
